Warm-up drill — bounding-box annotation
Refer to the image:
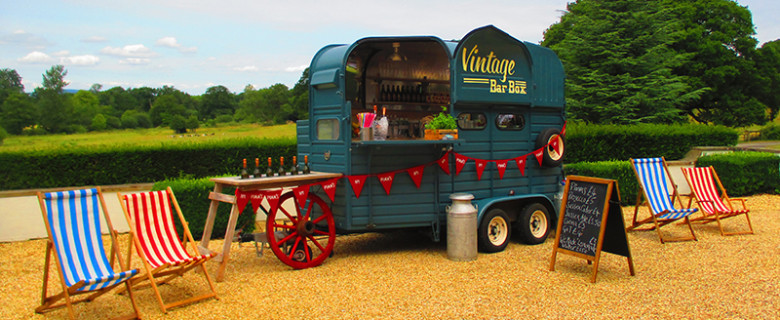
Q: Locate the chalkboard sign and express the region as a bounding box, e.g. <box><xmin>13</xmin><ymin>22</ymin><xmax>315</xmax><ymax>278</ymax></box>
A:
<box><xmin>549</xmin><ymin>175</ymin><xmax>635</xmax><ymax>283</ymax></box>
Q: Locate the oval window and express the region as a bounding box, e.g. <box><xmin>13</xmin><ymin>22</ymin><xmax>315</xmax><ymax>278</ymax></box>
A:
<box><xmin>457</xmin><ymin>112</ymin><xmax>487</xmax><ymax>130</ymax></box>
<box><xmin>496</xmin><ymin>114</ymin><xmax>525</xmax><ymax>130</ymax></box>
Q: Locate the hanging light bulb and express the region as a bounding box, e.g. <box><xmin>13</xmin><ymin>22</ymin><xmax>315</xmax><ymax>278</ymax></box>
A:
<box><xmin>388</xmin><ymin>42</ymin><xmax>406</xmax><ymax>62</ymax></box>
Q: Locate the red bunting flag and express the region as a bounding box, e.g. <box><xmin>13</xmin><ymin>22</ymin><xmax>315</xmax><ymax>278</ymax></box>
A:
<box><xmin>550</xmin><ymin>136</ymin><xmax>561</xmax><ymax>155</ymax></box>
<box><xmin>235</xmin><ymin>189</ymin><xmax>251</xmax><ymax>212</ymax></box>
<box><xmin>438</xmin><ymin>153</ymin><xmax>451</xmax><ymax>175</ymax></box>
<box><xmin>264</xmin><ymin>189</ymin><xmax>283</xmax><ymax>216</ymax></box>
<box><xmin>455</xmin><ymin>153</ymin><xmax>468</xmax><ymax>176</ymax></box>
<box><xmin>475</xmin><ymin>159</ymin><xmax>487</xmax><ymax>180</ymax></box>
<box><xmin>407</xmin><ymin>165</ymin><xmax>425</xmax><ymax>188</ymax></box>
<box><xmin>533</xmin><ymin>148</ymin><xmax>545</xmax><ymax>166</ymax></box>
<box><xmin>292</xmin><ymin>184</ymin><xmax>310</xmax><ymax>209</ymax></box>
<box><xmin>249</xmin><ymin>191</ymin><xmax>265</xmax><ymax>212</ymax></box>
<box><xmin>348</xmin><ymin>175</ymin><xmax>369</xmax><ymax>198</ymax></box>
<box><xmin>377</xmin><ymin>172</ymin><xmax>396</xmax><ymax>195</ymax></box>
<box><xmin>496</xmin><ymin>160</ymin><xmax>508</xmax><ymax>179</ymax></box>
<box><xmin>320</xmin><ymin>178</ymin><xmax>338</xmax><ymax>202</ymax></box>
<box><xmin>515</xmin><ymin>155</ymin><xmax>527</xmax><ymax>176</ymax></box>
<box><xmin>560</xmin><ymin>122</ymin><xmax>566</xmax><ymax>136</ymax></box>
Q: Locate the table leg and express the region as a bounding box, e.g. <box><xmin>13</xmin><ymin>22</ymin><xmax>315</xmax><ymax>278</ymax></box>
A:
<box><xmin>199</xmin><ymin>184</ymin><xmax>223</xmax><ymax>255</ymax></box>
<box><xmin>216</xmin><ymin>203</ymin><xmax>241</xmax><ymax>282</ymax></box>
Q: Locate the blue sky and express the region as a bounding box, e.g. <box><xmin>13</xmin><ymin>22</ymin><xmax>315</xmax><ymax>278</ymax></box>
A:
<box><xmin>2</xmin><ymin>0</ymin><xmax>778</xmax><ymax>95</ymax></box>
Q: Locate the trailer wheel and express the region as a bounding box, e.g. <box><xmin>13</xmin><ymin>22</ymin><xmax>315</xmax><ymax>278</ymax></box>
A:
<box><xmin>478</xmin><ymin>208</ymin><xmax>511</xmax><ymax>252</ymax></box>
<box><xmin>266</xmin><ymin>192</ymin><xmax>336</xmax><ymax>269</ymax></box>
<box><xmin>535</xmin><ymin>128</ymin><xmax>564</xmax><ymax>167</ymax></box>
<box><xmin>516</xmin><ymin>203</ymin><xmax>551</xmax><ymax>245</ymax></box>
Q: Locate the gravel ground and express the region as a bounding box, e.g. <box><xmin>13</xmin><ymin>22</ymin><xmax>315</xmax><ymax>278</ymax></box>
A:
<box><xmin>1</xmin><ymin>194</ymin><xmax>778</xmax><ymax>320</ymax></box>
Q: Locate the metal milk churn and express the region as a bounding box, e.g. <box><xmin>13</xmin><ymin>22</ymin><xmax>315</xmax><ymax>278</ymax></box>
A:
<box><xmin>447</xmin><ymin>193</ymin><xmax>478</xmax><ymax>261</ymax></box>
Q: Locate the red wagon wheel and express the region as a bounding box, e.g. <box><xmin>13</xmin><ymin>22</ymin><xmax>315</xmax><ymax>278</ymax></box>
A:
<box><xmin>266</xmin><ymin>191</ymin><xmax>336</xmax><ymax>269</ymax></box>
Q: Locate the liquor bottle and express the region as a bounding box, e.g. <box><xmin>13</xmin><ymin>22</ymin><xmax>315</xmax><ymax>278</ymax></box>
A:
<box><xmin>266</xmin><ymin>157</ymin><xmax>274</xmax><ymax>177</ymax></box>
<box><xmin>290</xmin><ymin>156</ymin><xmax>298</xmax><ymax>175</ymax></box>
<box><xmin>240</xmin><ymin>158</ymin><xmax>249</xmax><ymax>179</ymax></box>
<box><xmin>278</xmin><ymin>157</ymin><xmax>286</xmax><ymax>176</ymax></box>
<box><xmin>303</xmin><ymin>155</ymin><xmax>311</xmax><ymax>174</ymax></box>
<box><xmin>253</xmin><ymin>158</ymin><xmax>261</xmax><ymax>178</ymax></box>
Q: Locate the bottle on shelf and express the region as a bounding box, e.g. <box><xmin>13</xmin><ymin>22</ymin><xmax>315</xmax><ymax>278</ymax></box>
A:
<box><xmin>278</xmin><ymin>157</ymin><xmax>286</xmax><ymax>176</ymax></box>
<box><xmin>303</xmin><ymin>155</ymin><xmax>311</xmax><ymax>174</ymax></box>
<box><xmin>290</xmin><ymin>156</ymin><xmax>298</xmax><ymax>175</ymax></box>
<box><xmin>240</xmin><ymin>158</ymin><xmax>249</xmax><ymax>179</ymax></box>
<box><xmin>253</xmin><ymin>158</ymin><xmax>261</xmax><ymax>178</ymax></box>
<box><xmin>266</xmin><ymin>157</ymin><xmax>274</xmax><ymax>177</ymax></box>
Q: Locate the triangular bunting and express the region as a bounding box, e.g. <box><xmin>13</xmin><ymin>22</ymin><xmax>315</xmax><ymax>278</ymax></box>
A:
<box><xmin>249</xmin><ymin>191</ymin><xmax>265</xmax><ymax>212</ymax></box>
<box><xmin>293</xmin><ymin>184</ymin><xmax>310</xmax><ymax>209</ymax></box>
<box><xmin>533</xmin><ymin>148</ymin><xmax>545</xmax><ymax>166</ymax></box>
<box><xmin>235</xmin><ymin>189</ymin><xmax>251</xmax><ymax>212</ymax></box>
<box><xmin>348</xmin><ymin>175</ymin><xmax>369</xmax><ymax>199</ymax></box>
<box><xmin>550</xmin><ymin>136</ymin><xmax>561</xmax><ymax>155</ymax></box>
<box><xmin>496</xmin><ymin>160</ymin><xmax>508</xmax><ymax>179</ymax></box>
<box><xmin>320</xmin><ymin>178</ymin><xmax>338</xmax><ymax>202</ymax></box>
<box><xmin>264</xmin><ymin>189</ymin><xmax>283</xmax><ymax>216</ymax></box>
<box><xmin>515</xmin><ymin>155</ymin><xmax>527</xmax><ymax>176</ymax></box>
<box><xmin>377</xmin><ymin>172</ymin><xmax>396</xmax><ymax>195</ymax></box>
<box><xmin>438</xmin><ymin>153</ymin><xmax>451</xmax><ymax>175</ymax></box>
<box><xmin>455</xmin><ymin>153</ymin><xmax>468</xmax><ymax>176</ymax></box>
<box><xmin>407</xmin><ymin>165</ymin><xmax>425</xmax><ymax>188</ymax></box>
<box><xmin>475</xmin><ymin>159</ymin><xmax>487</xmax><ymax>180</ymax></box>
<box><xmin>560</xmin><ymin>122</ymin><xmax>566</xmax><ymax>136</ymax></box>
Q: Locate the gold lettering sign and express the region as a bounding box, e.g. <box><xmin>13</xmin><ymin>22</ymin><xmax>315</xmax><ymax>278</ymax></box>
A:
<box><xmin>462</xmin><ymin>44</ymin><xmax>525</xmax><ymax>95</ymax></box>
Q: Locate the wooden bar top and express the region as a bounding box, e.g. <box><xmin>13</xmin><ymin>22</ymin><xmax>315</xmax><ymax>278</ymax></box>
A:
<box><xmin>210</xmin><ymin>171</ymin><xmax>343</xmax><ymax>190</ymax></box>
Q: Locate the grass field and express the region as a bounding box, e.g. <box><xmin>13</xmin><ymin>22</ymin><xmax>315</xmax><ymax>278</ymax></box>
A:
<box><xmin>0</xmin><ymin>123</ymin><xmax>297</xmax><ymax>152</ymax></box>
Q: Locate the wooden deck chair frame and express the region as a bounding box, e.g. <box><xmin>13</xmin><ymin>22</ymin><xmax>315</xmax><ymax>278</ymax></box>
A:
<box><xmin>681</xmin><ymin>166</ymin><xmax>754</xmax><ymax>236</ymax></box>
<box><xmin>37</xmin><ymin>187</ymin><xmax>141</xmax><ymax>320</ymax></box>
<box><xmin>118</xmin><ymin>187</ymin><xmax>218</xmax><ymax>313</ymax></box>
<box><xmin>628</xmin><ymin>157</ymin><xmax>698</xmax><ymax>243</ymax></box>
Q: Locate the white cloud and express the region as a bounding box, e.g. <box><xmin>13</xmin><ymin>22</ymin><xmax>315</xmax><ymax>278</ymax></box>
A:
<box><xmin>100</xmin><ymin>44</ymin><xmax>156</xmax><ymax>57</ymax></box>
<box><xmin>155</xmin><ymin>36</ymin><xmax>197</xmax><ymax>53</ymax></box>
<box><xmin>82</xmin><ymin>36</ymin><xmax>108</xmax><ymax>43</ymax></box>
<box><xmin>18</xmin><ymin>51</ymin><xmax>54</xmax><ymax>63</ymax></box>
<box><xmin>61</xmin><ymin>55</ymin><xmax>100</xmax><ymax>66</ymax></box>
<box><xmin>234</xmin><ymin>65</ymin><xmax>259</xmax><ymax>72</ymax></box>
<box><xmin>285</xmin><ymin>65</ymin><xmax>307</xmax><ymax>72</ymax></box>
<box><xmin>118</xmin><ymin>58</ymin><xmax>151</xmax><ymax>65</ymax></box>
<box><xmin>51</xmin><ymin>50</ymin><xmax>70</xmax><ymax>57</ymax></box>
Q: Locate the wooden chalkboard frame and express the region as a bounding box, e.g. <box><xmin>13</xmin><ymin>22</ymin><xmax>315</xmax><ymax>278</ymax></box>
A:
<box><xmin>549</xmin><ymin>175</ymin><xmax>635</xmax><ymax>283</ymax></box>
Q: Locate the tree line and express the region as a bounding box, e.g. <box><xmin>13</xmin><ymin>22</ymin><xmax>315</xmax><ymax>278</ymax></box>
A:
<box><xmin>0</xmin><ymin>66</ymin><xmax>309</xmax><ymax>135</ymax></box>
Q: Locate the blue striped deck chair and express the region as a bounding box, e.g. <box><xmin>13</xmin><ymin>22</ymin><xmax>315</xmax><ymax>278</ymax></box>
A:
<box><xmin>36</xmin><ymin>187</ymin><xmax>141</xmax><ymax>320</ymax></box>
<box><xmin>628</xmin><ymin>157</ymin><xmax>698</xmax><ymax>243</ymax></box>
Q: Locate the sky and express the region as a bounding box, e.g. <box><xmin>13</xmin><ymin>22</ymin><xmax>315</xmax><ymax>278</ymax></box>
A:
<box><xmin>2</xmin><ymin>0</ymin><xmax>779</xmax><ymax>96</ymax></box>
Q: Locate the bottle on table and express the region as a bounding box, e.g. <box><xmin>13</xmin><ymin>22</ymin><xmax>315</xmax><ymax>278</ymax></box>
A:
<box><xmin>303</xmin><ymin>155</ymin><xmax>311</xmax><ymax>174</ymax></box>
<box><xmin>266</xmin><ymin>157</ymin><xmax>274</xmax><ymax>177</ymax></box>
<box><xmin>278</xmin><ymin>157</ymin><xmax>286</xmax><ymax>176</ymax></box>
<box><xmin>253</xmin><ymin>158</ymin><xmax>261</xmax><ymax>178</ymax></box>
<box><xmin>290</xmin><ymin>156</ymin><xmax>298</xmax><ymax>175</ymax></box>
<box><xmin>240</xmin><ymin>158</ymin><xmax>249</xmax><ymax>179</ymax></box>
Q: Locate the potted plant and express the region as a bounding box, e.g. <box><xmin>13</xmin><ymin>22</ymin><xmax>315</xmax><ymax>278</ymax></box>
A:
<box><xmin>423</xmin><ymin>107</ymin><xmax>458</xmax><ymax>140</ymax></box>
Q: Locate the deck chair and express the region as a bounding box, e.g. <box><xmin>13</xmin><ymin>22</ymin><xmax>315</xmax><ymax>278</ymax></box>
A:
<box><xmin>628</xmin><ymin>157</ymin><xmax>698</xmax><ymax>243</ymax></box>
<box><xmin>118</xmin><ymin>187</ymin><xmax>218</xmax><ymax>313</ymax></box>
<box><xmin>36</xmin><ymin>187</ymin><xmax>141</xmax><ymax>320</ymax></box>
<box><xmin>681</xmin><ymin>166</ymin><xmax>754</xmax><ymax>236</ymax></box>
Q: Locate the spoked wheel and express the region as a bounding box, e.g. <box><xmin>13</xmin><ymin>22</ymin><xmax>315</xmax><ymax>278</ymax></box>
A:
<box><xmin>266</xmin><ymin>192</ymin><xmax>336</xmax><ymax>269</ymax></box>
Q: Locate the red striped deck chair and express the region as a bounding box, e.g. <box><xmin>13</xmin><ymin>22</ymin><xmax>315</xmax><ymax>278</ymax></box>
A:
<box><xmin>118</xmin><ymin>187</ymin><xmax>218</xmax><ymax>313</ymax></box>
<box><xmin>37</xmin><ymin>187</ymin><xmax>141</xmax><ymax>320</ymax></box>
<box><xmin>681</xmin><ymin>166</ymin><xmax>754</xmax><ymax>236</ymax></box>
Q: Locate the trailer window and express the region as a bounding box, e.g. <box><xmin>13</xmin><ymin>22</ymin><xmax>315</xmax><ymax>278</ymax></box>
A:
<box><xmin>457</xmin><ymin>113</ymin><xmax>486</xmax><ymax>130</ymax></box>
<box><xmin>496</xmin><ymin>114</ymin><xmax>525</xmax><ymax>130</ymax></box>
<box><xmin>316</xmin><ymin>119</ymin><xmax>340</xmax><ymax>140</ymax></box>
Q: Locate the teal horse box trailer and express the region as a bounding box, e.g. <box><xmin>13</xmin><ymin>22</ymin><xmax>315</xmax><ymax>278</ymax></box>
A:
<box><xmin>277</xmin><ymin>25</ymin><xmax>565</xmax><ymax>268</ymax></box>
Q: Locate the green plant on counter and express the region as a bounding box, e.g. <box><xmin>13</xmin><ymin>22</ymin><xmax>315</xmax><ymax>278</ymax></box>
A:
<box><xmin>424</xmin><ymin>106</ymin><xmax>457</xmax><ymax>130</ymax></box>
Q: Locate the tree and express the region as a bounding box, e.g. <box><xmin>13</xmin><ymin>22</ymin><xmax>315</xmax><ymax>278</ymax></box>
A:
<box><xmin>42</xmin><ymin>65</ymin><xmax>69</xmax><ymax>93</ymax></box>
<box><xmin>0</xmin><ymin>92</ymin><xmax>36</xmax><ymax>134</ymax></box>
<box><xmin>235</xmin><ymin>84</ymin><xmax>290</xmax><ymax>124</ymax></box>
<box><xmin>0</xmin><ymin>68</ymin><xmax>24</xmax><ymax>105</ymax></box>
<box><xmin>36</xmin><ymin>65</ymin><xmax>72</xmax><ymax>133</ymax></box>
<box><xmin>185</xmin><ymin>115</ymin><xmax>200</xmax><ymax>132</ymax></box>
<box><xmin>200</xmin><ymin>85</ymin><xmax>237</xmax><ymax>120</ymax></box>
<box><xmin>70</xmin><ymin>90</ymin><xmax>101</xmax><ymax>127</ymax></box>
<box><xmin>754</xmin><ymin>40</ymin><xmax>780</xmax><ymax>121</ymax></box>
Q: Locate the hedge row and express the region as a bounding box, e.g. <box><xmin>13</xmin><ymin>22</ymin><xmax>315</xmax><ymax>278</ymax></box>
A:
<box><xmin>564</xmin><ymin>123</ymin><xmax>738</xmax><ymax>162</ymax></box>
<box><xmin>151</xmin><ymin>178</ymin><xmax>257</xmax><ymax>241</ymax></box>
<box><xmin>0</xmin><ymin>137</ymin><xmax>295</xmax><ymax>190</ymax></box>
<box><xmin>564</xmin><ymin>151</ymin><xmax>780</xmax><ymax>205</ymax></box>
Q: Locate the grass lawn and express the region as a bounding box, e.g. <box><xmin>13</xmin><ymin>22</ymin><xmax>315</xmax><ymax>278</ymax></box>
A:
<box><xmin>0</xmin><ymin>123</ymin><xmax>297</xmax><ymax>152</ymax></box>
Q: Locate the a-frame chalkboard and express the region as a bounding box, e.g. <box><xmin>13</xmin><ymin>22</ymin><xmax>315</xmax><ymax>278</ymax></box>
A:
<box><xmin>549</xmin><ymin>175</ymin><xmax>635</xmax><ymax>283</ymax></box>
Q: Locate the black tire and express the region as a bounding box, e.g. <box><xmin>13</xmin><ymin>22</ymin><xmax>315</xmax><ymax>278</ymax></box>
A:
<box><xmin>535</xmin><ymin>128</ymin><xmax>565</xmax><ymax>167</ymax></box>
<box><xmin>516</xmin><ymin>203</ymin><xmax>551</xmax><ymax>245</ymax></box>
<box><xmin>478</xmin><ymin>208</ymin><xmax>511</xmax><ymax>253</ymax></box>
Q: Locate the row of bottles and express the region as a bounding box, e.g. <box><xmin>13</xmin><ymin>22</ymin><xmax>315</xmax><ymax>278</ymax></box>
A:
<box><xmin>240</xmin><ymin>155</ymin><xmax>311</xmax><ymax>179</ymax></box>
<box><xmin>378</xmin><ymin>83</ymin><xmax>450</xmax><ymax>104</ymax></box>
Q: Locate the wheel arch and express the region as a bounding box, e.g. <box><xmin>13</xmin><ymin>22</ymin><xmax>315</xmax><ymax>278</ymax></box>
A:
<box><xmin>473</xmin><ymin>194</ymin><xmax>558</xmax><ymax>226</ymax></box>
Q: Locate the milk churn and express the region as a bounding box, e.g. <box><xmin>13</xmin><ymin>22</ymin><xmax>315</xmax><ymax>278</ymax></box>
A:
<box><xmin>447</xmin><ymin>193</ymin><xmax>478</xmax><ymax>261</ymax></box>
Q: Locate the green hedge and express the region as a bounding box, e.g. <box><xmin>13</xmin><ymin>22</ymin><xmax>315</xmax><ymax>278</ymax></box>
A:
<box><xmin>564</xmin><ymin>160</ymin><xmax>638</xmax><ymax>205</ymax></box>
<box><xmin>0</xmin><ymin>137</ymin><xmax>296</xmax><ymax>190</ymax></box>
<box><xmin>566</xmin><ymin>123</ymin><xmax>738</xmax><ymax>162</ymax></box>
<box><xmin>696</xmin><ymin>152</ymin><xmax>780</xmax><ymax>196</ymax></box>
<box><xmin>152</xmin><ymin>178</ymin><xmax>256</xmax><ymax>240</ymax></box>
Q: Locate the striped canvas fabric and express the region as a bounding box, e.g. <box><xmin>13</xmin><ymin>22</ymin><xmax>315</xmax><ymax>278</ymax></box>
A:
<box><xmin>42</xmin><ymin>189</ymin><xmax>138</xmax><ymax>292</ymax></box>
<box><xmin>122</xmin><ymin>191</ymin><xmax>206</xmax><ymax>269</ymax></box>
<box><xmin>682</xmin><ymin>167</ymin><xmax>748</xmax><ymax>215</ymax></box>
<box><xmin>632</xmin><ymin>158</ymin><xmax>697</xmax><ymax>220</ymax></box>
